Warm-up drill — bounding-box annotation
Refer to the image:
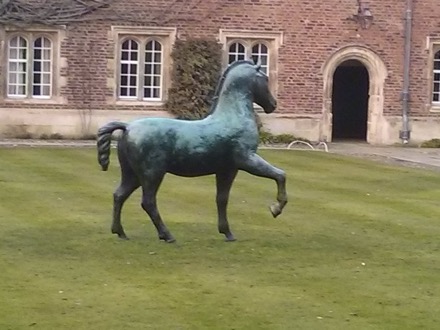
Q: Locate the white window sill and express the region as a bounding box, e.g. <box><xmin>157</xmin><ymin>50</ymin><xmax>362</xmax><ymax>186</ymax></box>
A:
<box><xmin>2</xmin><ymin>97</ymin><xmax>62</xmax><ymax>105</ymax></box>
<box><xmin>429</xmin><ymin>103</ymin><xmax>440</xmax><ymax>113</ymax></box>
<box><xmin>115</xmin><ymin>99</ymin><xmax>164</xmax><ymax>107</ymax></box>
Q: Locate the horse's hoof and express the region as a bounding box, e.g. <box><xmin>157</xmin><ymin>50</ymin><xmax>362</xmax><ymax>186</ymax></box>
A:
<box><xmin>117</xmin><ymin>233</ymin><xmax>129</xmax><ymax>240</ymax></box>
<box><xmin>224</xmin><ymin>233</ymin><xmax>236</xmax><ymax>242</ymax></box>
<box><xmin>159</xmin><ymin>234</ymin><xmax>176</xmax><ymax>243</ymax></box>
<box><xmin>270</xmin><ymin>204</ymin><xmax>282</xmax><ymax>218</ymax></box>
<box><xmin>112</xmin><ymin>229</ymin><xmax>129</xmax><ymax>240</ymax></box>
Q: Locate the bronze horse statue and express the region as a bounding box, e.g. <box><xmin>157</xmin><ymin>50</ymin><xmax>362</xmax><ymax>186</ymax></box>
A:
<box><xmin>97</xmin><ymin>60</ymin><xmax>287</xmax><ymax>243</ymax></box>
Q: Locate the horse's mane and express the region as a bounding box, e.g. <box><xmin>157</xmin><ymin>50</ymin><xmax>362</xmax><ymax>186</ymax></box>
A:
<box><xmin>209</xmin><ymin>60</ymin><xmax>255</xmax><ymax>114</ymax></box>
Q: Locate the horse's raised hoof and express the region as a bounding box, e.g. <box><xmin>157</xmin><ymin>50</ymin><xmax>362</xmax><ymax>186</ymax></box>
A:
<box><xmin>270</xmin><ymin>204</ymin><xmax>282</xmax><ymax>218</ymax></box>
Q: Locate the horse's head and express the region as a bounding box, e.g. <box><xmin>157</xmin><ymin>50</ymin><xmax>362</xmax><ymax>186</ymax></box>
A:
<box><xmin>251</xmin><ymin>63</ymin><xmax>277</xmax><ymax>114</ymax></box>
<box><xmin>215</xmin><ymin>60</ymin><xmax>277</xmax><ymax>115</ymax></box>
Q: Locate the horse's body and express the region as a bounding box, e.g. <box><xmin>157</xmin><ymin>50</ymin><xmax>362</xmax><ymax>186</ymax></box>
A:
<box><xmin>121</xmin><ymin>114</ymin><xmax>257</xmax><ymax>177</ymax></box>
<box><xmin>97</xmin><ymin>60</ymin><xmax>287</xmax><ymax>243</ymax></box>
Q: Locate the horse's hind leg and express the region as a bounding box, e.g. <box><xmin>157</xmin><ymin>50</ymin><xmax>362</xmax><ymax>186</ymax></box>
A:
<box><xmin>112</xmin><ymin>148</ymin><xmax>140</xmax><ymax>239</ymax></box>
<box><xmin>140</xmin><ymin>175</ymin><xmax>175</xmax><ymax>243</ymax></box>
<box><xmin>238</xmin><ymin>154</ymin><xmax>287</xmax><ymax>217</ymax></box>
<box><xmin>112</xmin><ymin>174</ymin><xmax>140</xmax><ymax>239</ymax></box>
<box><xmin>216</xmin><ymin>170</ymin><xmax>238</xmax><ymax>241</ymax></box>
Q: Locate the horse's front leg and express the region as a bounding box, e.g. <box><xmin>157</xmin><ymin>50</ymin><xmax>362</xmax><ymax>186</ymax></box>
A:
<box><xmin>238</xmin><ymin>153</ymin><xmax>287</xmax><ymax>217</ymax></box>
<box><xmin>216</xmin><ymin>170</ymin><xmax>238</xmax><ymax>241</ymax></box>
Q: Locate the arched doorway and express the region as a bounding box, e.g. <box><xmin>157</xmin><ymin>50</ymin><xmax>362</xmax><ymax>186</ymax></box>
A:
<box><xmin>321</xmin><ymin>46</ymin><xmax>388</xmax><ymax>144</ymax></box>
<box><xmin>332</xmin><ymin>60</ymin><xmax>369</xmax><ymax>141</ymax></box>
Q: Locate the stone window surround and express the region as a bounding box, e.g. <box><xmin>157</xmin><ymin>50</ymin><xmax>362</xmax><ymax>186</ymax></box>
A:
<box><xmin>0</xmin><ymin>25</ymin><xmax>67</xmax><ymax>105</ymax></box>
<box><xmin>218</xmin><ymin>29</ymin><xmax>283</xmax><ymax>96</ymax></box>
<box><xmin>426</xmin><ymin>37</ymin><xmax>440</xmax><ymax>113</ymax></box>
<box><xmin>109</xmin><ymin>26</ymin><xmax>177</xmax><ymax>106</ymax></box>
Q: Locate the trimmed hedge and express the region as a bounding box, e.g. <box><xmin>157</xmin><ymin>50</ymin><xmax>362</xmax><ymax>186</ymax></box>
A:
<box><xmin>165</xmin><ymin>38</ymin><xmax>222</xmax><ymax>120</ymax></box>
<box><xmin>420</xmin><ymin>138</ymin><xmax>440</xmax><ymax>148</ymax></box>
<box><xmin>259</xmin><ymin>131</ymin><xmax>310</xmax><ymax>144</ymax></box>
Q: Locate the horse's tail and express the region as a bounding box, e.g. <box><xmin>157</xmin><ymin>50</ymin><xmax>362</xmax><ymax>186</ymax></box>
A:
<box><xmin>97</xmin><ymin>121</ymin><xmax>127</xmax><ymax>171</ymax></box>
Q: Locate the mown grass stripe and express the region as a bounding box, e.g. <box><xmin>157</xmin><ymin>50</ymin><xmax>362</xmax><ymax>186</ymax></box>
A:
<box><xmin>1</xmin><ymin>147</ymin><xmax>439</xmax><ymax>329</ymax></box>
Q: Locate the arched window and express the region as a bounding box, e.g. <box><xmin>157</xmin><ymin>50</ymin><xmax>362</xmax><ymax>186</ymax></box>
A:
<box><xmin>8</xmin><ymin>36</ymin><xmax>28</xmax><ymax>97</ymax></box>
<box><xmin>118</xmin><ymin>38</ymin><xmax>165</xmax><ymax>101</ymax></box>
<box><xmin>228</xmin><ymin>42</ymin><xmax>246</xmax><ymax>64</ymax></box>
<box><xmin>251</xmin><ymin>43</ymin><xmax>269</xmax><ymax>75</ymax></box>
<box><xmin>119</xmin><ymin>39</ymin><xmax>139</xmax><ymax>98</ymax></box>
<box><xmin>33</xmin><ymin>37</ymin><xmax>52</xmax><ymax>97</ymax></box>
<box><xmin>220</xmin><ymin>31</ymin><xmax>282</xmax><ymax>98</ymax></box>
<box><xmin>7</xmin><ymin>35</ymin><xmax>54</xmax><ymax>98</ymax></box>
<box><xmin>433</xmin><ymin>50</ymin><xmax>440</xmax><ymax>103</ymax></box>
<box><xmin>226</xmin><ymin>41</ymin><xmax>270</xmax><ymax>75</ymax></box>
<box><xmin>144</xmin><ymin>40</ymin><xmax>162</xmax><ymax>100</ymax></box>
<box><xmin>114</xmin><ymin>27</ymin><xmax>175</xmax><ymax>102</ymax></box>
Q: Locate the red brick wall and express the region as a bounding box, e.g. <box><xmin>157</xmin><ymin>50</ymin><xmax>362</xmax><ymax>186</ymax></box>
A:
<box><xmin>1</xmin><ymin>0</ymin><xmax>440</xmax><ymax>119</ymax></box>
<box><xmin>61</xmin><ymin>22</ymin><xmax>112</xmax><ymax>110</ymax></box>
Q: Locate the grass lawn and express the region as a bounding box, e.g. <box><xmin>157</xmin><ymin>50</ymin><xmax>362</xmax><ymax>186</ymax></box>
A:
<box><xmin>0</xmin><ymin>147</ymin><xmax>439</xmax><ymax>329</ymax></box>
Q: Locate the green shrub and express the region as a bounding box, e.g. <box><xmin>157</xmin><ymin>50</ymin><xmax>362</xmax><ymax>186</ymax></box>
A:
<box><xmin>40</xmin><ymin>133</ymin><xmax>64</xmax><ymax>140</ymax></box>
<box><xmin>76</xmin><ymin>133</ymin><xmax>97</xmax><ymax>141</ymax></box>
<box><xmin>259</xmin><ymin>131</ymin><xmax>274</xmax><ymax>144</ymax></box>
<box><xmin>259</xmin><ymin>130</ymin><xmax>310</xmax><ymax>144</ymax></box>
<box><xmin>272</xmin><ymin>134</ymin><xmax>297</xmax><ymax>144</ymax></box>
<box><xmin>165</xmin><ymin>38</ymin><xmax>222</xmax><ymax>120</ymax></box>
<box><xmin>4</xmin><ymin>124</ymin><xmax>33</xmax><ymax>139</ymax></box>
<box><xmin>420</xmin><ymin>138</ymin><xmax>440</xmax><ymax>148</ymax></box>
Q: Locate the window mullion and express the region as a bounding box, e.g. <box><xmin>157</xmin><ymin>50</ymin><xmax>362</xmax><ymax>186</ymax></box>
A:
<box><xmin>29</xmin><ymin>35</ymin><xmax>34</xmax><ymax>98</ymax></box>
<box><xmin>138</xmin><ymin>40</ymin><xmax>145</xmax><ymax>101</ymax></box>
<box><xmin>47</xmin><ymin>37</ymin><xmax>53</xmax><ymax>98</ymax></box>
<box><xmin>433</xmin><ymin>49</ymin><xmax>440</xmax><ymax>104</ymax></box>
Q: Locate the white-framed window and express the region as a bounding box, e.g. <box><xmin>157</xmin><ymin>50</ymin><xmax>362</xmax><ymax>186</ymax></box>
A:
<box><xmin>228</xmin><ymin>42</ymin><xmax>246</xmax><ymax>63</ymax></box>
<box><xmin>6</xmin><ymin>34</ymin><xmax>53</xmax><ymax>99</ymax></box>
<box><xmin>227</xmin><ymin>41</ymin><xmax>269</xmax><ymax>74</ymax></box>
<box><xmin>112</xmin><ymin>26</ymin><xmax>176</xmax><ymax>103</ymax></box>
<box><xmin>219</xmin><ymin>29</ymin><xmax>283</xmax><ymax>94</ymax></box>
<box><xmin>432</xmin><ymin>50</ymin><xmax>440</xmax><ymax>105</ymax></box>
<box><xmin>425</xmin><ymin>37</ymin><xmax>440</xmax><ymax>112</ymax></box>
<box><xmin>119</xmin><ymin>38</ymin><xmax>162</xmax><ymax>100</ymax></box>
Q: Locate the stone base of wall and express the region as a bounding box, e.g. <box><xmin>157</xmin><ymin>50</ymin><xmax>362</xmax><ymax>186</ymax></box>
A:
<box><xmin>0</xmin><ymin>108</ymin><xmax>174</xmax><ymax>139</ymax></box>
<box><xmin>260</xmin><ymin>113</ymin><xmax>440</xmax><ymax>145</ymax></box>
<box><xmin>364</xmin><ymin>115</ymin><xmax>440</xmax><ymax>145</ymax></box>
<box><xmin>0</xmin><ymin>108</ymin><xmax>438</xmax><ymax>145</ymax></box>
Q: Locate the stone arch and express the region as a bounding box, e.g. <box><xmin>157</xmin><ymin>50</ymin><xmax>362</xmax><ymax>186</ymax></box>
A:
<box><xmin>321</xmin><ymin>45</ymin><xmax>388</xmax><ymax>144</ymax></box>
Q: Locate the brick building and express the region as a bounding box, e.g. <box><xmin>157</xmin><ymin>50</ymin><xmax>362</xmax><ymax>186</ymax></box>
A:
<box><xmin>0</xmin><ymin>0</ymin><xmax>439</xmax><ymax>144</ymax></box>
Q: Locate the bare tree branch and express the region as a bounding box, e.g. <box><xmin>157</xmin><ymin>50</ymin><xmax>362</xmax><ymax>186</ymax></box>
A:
<box><xmin>0</xmin><ymin>0</ymin><xmax>219</xmax><ymax>27</ymax></box>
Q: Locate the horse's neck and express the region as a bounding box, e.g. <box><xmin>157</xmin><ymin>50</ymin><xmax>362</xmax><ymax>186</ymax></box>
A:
<box><xmin>211</xmin><ymin>90</ymin><xmax>254</xmax><ymax>119</ymax></box>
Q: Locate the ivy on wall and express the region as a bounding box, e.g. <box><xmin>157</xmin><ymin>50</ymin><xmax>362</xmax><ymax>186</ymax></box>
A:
<box><xmin>165</xmin><ymin>38</ymin><xmax>222</xmax><ymax>120</ymax></box>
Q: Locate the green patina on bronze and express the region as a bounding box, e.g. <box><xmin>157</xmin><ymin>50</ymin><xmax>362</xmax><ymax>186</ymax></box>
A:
<box><xmin>97</xmin><ymin>60</ymin><xmax>287</xmax><ymax>243</ymax></box>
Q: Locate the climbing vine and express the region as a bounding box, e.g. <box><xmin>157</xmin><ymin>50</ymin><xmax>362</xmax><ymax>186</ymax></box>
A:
<box><xmin>165</xmin><ymin>38</ymin><xmax>222</xmax><ymax>120</ymax></box>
